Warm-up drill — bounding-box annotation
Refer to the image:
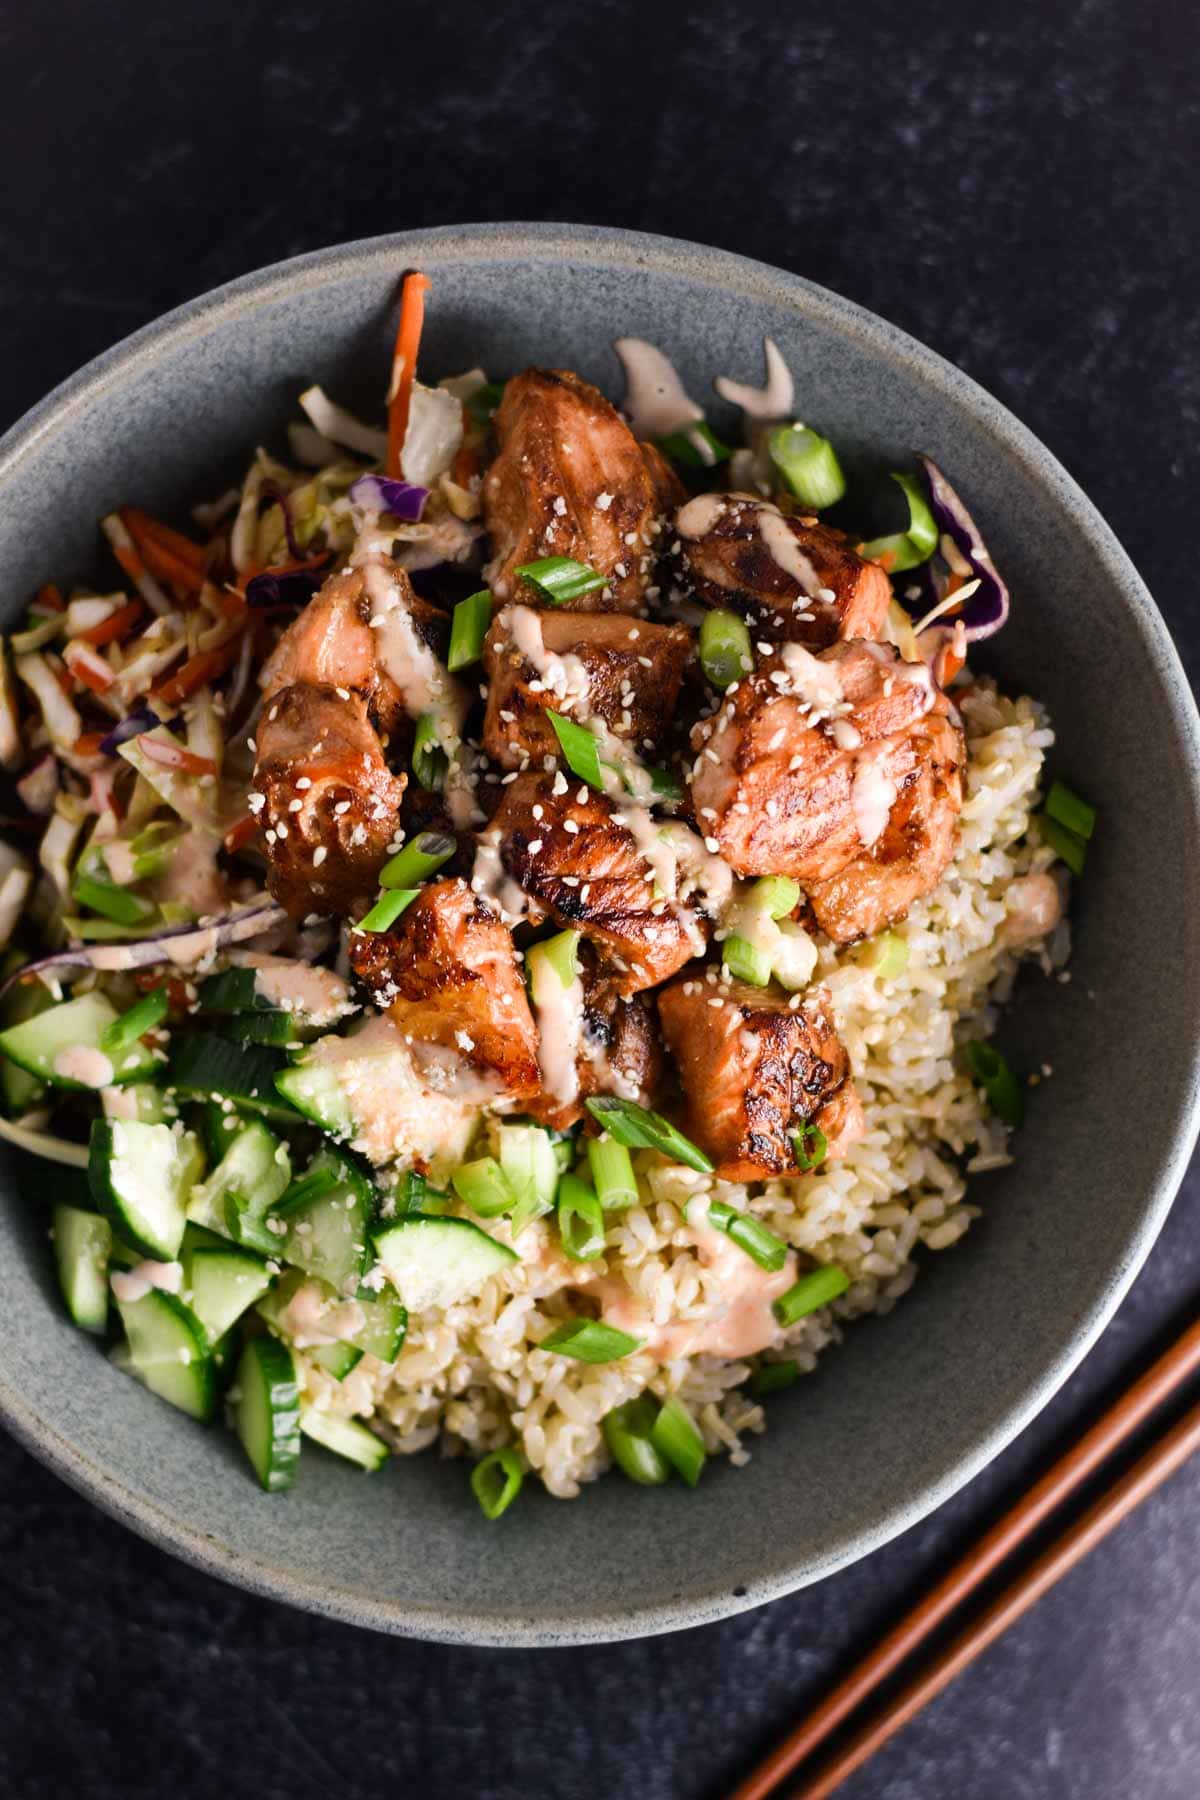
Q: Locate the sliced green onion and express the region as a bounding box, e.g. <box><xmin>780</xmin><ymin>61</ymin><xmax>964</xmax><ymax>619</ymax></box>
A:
<box><xmin>1045</xmin><ymin>779</ymin><xmax>1095</xmax><ymax>842</ymax></box>
<box><xmin>546</xmin><ymin>709</ymin><xmax>605</xmax><ymax>789</ymax></box>
<box><xmin>556</xmin><ymin>1173</ymin><xmax>606</xmax><ymax>1262</ymax></box>
<box><xmin>791</xmin><ymin>1120</ymin><xmax>828</xmax><ymax>1172</ymax></box>
<box><xmin>767</xmin><ymin>424</ymin><xmax>846</xmax><ymax>510</ymax></box>
<box><xmin>964</xmin><ymin>1040</ymin><xmax>1025</xmax><ymax>1128</ymax></box>
<box><xmin>123</xmin><ymin>821</ymin><xmax>182</xmax><ymax>882</ymax></box>
<box><xmin>699</xmin><ymin>609</ymin><xmax>753</xmax><ymax>690</ymax></box>
<box><xmin>448</xmin><ymin>589</ymin><xmax>493</xmax><ymax>672</ymax></box>
<box><xmin>499</xmin><ymin>1123</ymin><xmax>559</xmax><ymax>1232</ymax></box>
<box><xmin>750</xmin><ymin>1359</ymin><xmax>799</xmax><ymax>1395</ymax></box>
<box><xmin>380</xmin><ymin>832</ymin><xmax>455</xmax><ymax>889</ymax></box>
<box><xmin>551</xmin><ymin>1129</ymin><xmax>577</xmax><ymax>1173</ymax></box>
<box><xmin>649</xmin><ymin>1395</ymin><xmax>707</xmax><ymax>1487</ymax></box>
<box><xmin>470</xmin><ymin>1447</ymin><xmax>523</xmax><ymax>1520</ymax></box>
<box><xmin>541</xmin><ymin>1318</ymin><xmax>642</xmax><ymax>1363</ymax></box>
<box><xmin>466</xmin><ymin>381</ymin><xmax>505</xmax><ymax>427</ymax></box>
<box><xmin>858</xmin><ymin>471</ymin><xmax>938</xmax><ymax>573</ymax></box>
<box><xmin>603</xmin><ymin>1397</ymin><xmax>670</xmax><ymax>1485</ymax></box>
<box><xmin>773</xmin><ymin>1264</ymin><xmax>850</xmax><ymax>1327</ymax></box>
<box><xmin>861</xmin><ymin>930</ymin><xmax>909</xmax><ymax>979</ymax></box>
<box><xmin>527</xmin><ymin>929</ymin><xmax>581</xmax><ymax>1004</ymax></box>
<box><xmin>273</xmin><ymin>1162</ymin><xmax>341</xmax><ymax>1217</ymax></box>
<box><xmin>646</xmin><ymin>762</ymin><xmax>683</xmax><ymax>802</ymax></box>
<box><xmin>1036</xmin><ymin>813</ymin><xmax>1087</xmax><ymax>876</ymax></box>
<box><xmin>655</xmin><ymin>420</ymin><xmax>731</xmax><ymax>470</ymax></box>
<box><xmin>586</xmin><ymin>1132</ymin><xmax>640</xmax><ymax>1211</ymax></box>
<box><xmin>392</xmin><ymin>1169</ymin><xmax>428</xmax><ymax>1214</ymax></box>
<box><xmin>754</xmin><ymin>875</ymin><xmax>801</xmax><ymax>918</ymax></box>
<box><xmin>705</xmin><ymin>1199</ymin><xmax>789</xmax><ymax>1273</ymax></box>
<box><xmin>515</xmin><ymin>557</ymin><xmax>607</xmax><ymax>605</ymax></box>
<box><xmin>722</xmin><ymin>932</ymin><xmax>772</xmax><ymax>987</ymax></box>
<box><xmin>412</xmin><ymin>713</ymin><xmax>448</xmax><ymax>792</ymax></box>
<box><xmin>71</xmin><ymin>871</ymin><xmax>158</xmax><ymax>927</ymax></box>
<box><xmin>451</xmin><ymin>1156</ymin><xmax>516</xmax><ymax>1218</ymax></box>
<box><xmin>100</xmin><ymin>987</ymin><xmax>168</xmax><ymax>1055</ymax></box>
<box><xmin>586</xmin><ymin>1096</ymin><xmax>713</xmax><ymax>1174</ymax></box>
<box><xmin>355</xmin><ymin>888</ymin><xmax>420</xmax><ymax>933</ymax></box>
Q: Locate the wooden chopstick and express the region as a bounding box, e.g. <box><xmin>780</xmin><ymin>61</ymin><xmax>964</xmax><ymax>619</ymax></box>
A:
<box><xmin>731</xmin><ymin>1315</ymin><xmax>1200</xmax><ymax>1800</ymax></box>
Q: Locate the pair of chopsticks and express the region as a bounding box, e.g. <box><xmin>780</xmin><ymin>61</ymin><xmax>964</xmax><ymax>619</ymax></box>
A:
<box><xmin>731</xmin><ymin>1314</ymin><xmax>1200</xmax><ymax>1800</ymax></box>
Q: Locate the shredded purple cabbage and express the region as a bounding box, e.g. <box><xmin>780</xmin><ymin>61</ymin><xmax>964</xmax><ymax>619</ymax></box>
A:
<box><xmin>348</xmin><ymin>474</ymin><xmax>428</xmax><ymax>522</ymax></box>
<box><xmin>245</xmin><ymin>563</ymin><xmax>330</xmax><ymax>609</ymax></box>
<box><xmin>261</xmin><ymin>485</ymin><xmax>303</xmax><ymax>561</ymax></box>
<box><xmin>0</xmin><ymin>898</ymin><xmax>287</xmax><ymax>997</ymax></box>
<box><xmin>98</xmin><ymin>706</ymin><xmax>182</xmax><ymax>758</ymax></box>
<box><xmin>900</xmin><ymin>457</ymin><xmax>1010</xmax><ymax>642</ymax></box>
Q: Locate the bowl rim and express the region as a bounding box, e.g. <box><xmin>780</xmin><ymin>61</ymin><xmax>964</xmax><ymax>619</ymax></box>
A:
<box><xmin>2</xmin><ymin>221</ymin><xmax>1198</xmax><ymax>1646</ymax></box>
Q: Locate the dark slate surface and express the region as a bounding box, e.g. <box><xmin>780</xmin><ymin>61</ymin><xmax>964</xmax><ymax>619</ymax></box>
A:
<box><xmin>2</xmin><ymin>1</ymin><xmax>1199</xmax><ymax>1795</ymax></box>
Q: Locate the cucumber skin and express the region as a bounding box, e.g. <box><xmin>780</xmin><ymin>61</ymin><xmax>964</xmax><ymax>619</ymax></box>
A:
<box><xmin>371</xmin><ymin>1215</ymin><xmax>518</xmax><ymax>1313</ymax></box>
<box><xmin>169</xmin><ymin>1034</ymin><xmax>302</xmax><ymax>1126</ymax></box>
<box><xmin>235</xmin><ymin>1337</ymin><xmax>301</xmax><ymax>1492</ymax></box>
<box><xmin>299</xmin><ymin>1409</ymin><xmax>390</xmax><ymax>1471</ymax></box>
<box><xmin>52</xmin><ymin>1204</ymin><xmax>112</xmax><ymax>1334</ymax></box>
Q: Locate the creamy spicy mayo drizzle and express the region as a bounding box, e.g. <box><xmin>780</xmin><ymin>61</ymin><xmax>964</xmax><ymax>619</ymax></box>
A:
<box><xmin>676</xmin><ymin>493</ymin><xmax>825</xmax><ymax>599</ymax></box>
<box><xmin>714</xmin><ymin>337</ymin><xmax>796</xmax><ymax>422</ymax></box>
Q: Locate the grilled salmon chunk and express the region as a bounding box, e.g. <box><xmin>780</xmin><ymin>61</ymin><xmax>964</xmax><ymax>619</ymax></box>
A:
<box><xmin>482</xmin><ymin>369</ymin><xmax>671</xmax><ymax>612</ymax></box>
<box><xmin>348</xmin><ymin>878</ymin><xmax>540</xmax><ymax>1102</ymax></box>
<box><xmin>479</xmin><ymin>771</ymin><xmax>710</xmax><ymax>994</ymax></box>
<box><xmin>671</xmin><ymin>492</ymin><xmax>891</xmax><ymax>647</ymax></box>
<box><xmin>253</xmin><ymin>683</ymin><xmax>406</xmax><ymax>919</ymax></box>
<box><xmin>805</xmin><ymin>710</ymin><xmax>965</xmax><ymax>943</ymax></box>
<box><xmin>482</xmin><ymin>606</ymin><xmax>692</xmax><ymax>770</ymax></box>
<box><xmin>657</xmin><ymin>977</ymin><xmax>863</xmax><ymax>1181</ymax></box>
<box><xmin>527</xmin><ymin>952</ymin><xmax>663</xmax><ymax>1131</ymax></box>
<box><xmin>688</xmin><ymin>638</ymin><xmax>962</xmax><ymax>914</ymax></box>
<box><xmin>254</xmin><ymin>560</ymin><xmax>459</xmax><ymax>915</ymax></box>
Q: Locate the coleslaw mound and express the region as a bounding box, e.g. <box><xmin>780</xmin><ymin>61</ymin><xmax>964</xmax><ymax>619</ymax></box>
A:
<box><xmin>0</xmin><ymin>282</ymin><xmax>1075</xmax><ymax>1511</ymax></box>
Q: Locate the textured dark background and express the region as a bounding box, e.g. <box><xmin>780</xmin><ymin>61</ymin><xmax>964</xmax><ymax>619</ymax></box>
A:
<box><xmin>2</xmin><ymin>1</ymin><xmax>1199</xmax><ymax>1796</ymax></box>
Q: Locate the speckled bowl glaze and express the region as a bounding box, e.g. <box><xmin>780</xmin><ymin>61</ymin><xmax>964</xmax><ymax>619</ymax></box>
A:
<box><xmin>0</xmin><ymin>225</ymin><xmax>1197</xmax><ymax>1645</ymax></box>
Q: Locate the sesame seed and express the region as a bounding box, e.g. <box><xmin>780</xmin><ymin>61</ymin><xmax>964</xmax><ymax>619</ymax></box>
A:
<box><xmin>313</xmin><ymin>846</ymin><xmax>327</xmax><ymax>866</ymax></box>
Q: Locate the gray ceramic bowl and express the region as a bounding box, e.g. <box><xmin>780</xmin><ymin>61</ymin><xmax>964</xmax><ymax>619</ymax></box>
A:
<box><xmin>1</xmin><ymin>225</ymin><xmax>1198</xmax><ymax>1646</ymax></box>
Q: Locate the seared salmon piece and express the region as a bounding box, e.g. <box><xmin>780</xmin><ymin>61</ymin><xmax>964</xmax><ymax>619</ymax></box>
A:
<box><xmin>480</xmin><ymin>771</ymin><xmax>709</xmax><ymax>994</ymax></box>
<box><xmin>348</xmin><ymin>878</ymin><xmax>540</xmax><ymax>1101</ymax></box>
<box><xmin>688</xmin><ymin>638</ymin><xmax>954</xmax><ymax>895</ymax></box>
<box><xmin>482</xmin><ymin>369</ymin><xmax>668</xmax><ymax>612</ymax></box>
<box><xmin>526</xmin><ymin>950</ymin><xmax>663</xmax><ymax>1131</ymax></box>
<box><xmin>805</xmin><ymin>710</ymin><xmax>965</xmax><ymax>943</ymax></box>
<box><xmin>671</xmin><ymin>492</ymin><xmax>891</xmax><ymax>648</ymax></box>
<box><xmin>253</xmin><ymin>683</ymin><xmax>406</xmax><ymax>919</ymax></box>
<box><xmin>255</xmin><ymin>560</ymin><xmax>456</xmax><ymax>914</ymax></box>
<box><xmin>639</xmin><ymin>439</ymin><xmax>688</xmax><ymax>514</ymax></box>
<box><xmin>657</xmin><ymin>977</ymin><xmax>863</xmax><ymax>1181</ymax></box>
<box><xmin>481</xmin><ymin>605</ymin><xmax>692</xmax><ymax>770</ymax></box>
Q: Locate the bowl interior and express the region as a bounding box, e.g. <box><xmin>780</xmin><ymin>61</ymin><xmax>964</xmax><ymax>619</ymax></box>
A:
<box><xmin>1</xmin><ymin>225</ymin><xmax>1198</xmax><ymax>1644</ymax></box>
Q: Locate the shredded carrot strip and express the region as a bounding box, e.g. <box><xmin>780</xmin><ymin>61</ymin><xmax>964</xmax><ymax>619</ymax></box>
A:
<box><xmin>138</xmin><ymin>737</ymin><xmax>217</xmax><ymax>777</ymax></box>
<box><xmin>386</xmin><ymin>270</ymin><xmax>431</xmax><ymax>478</ymax></box>
<box><xmin>78</xmin><ymin>597</ymin><xmax>144</xmax><ymax>648</ymax></box>
<box><xmin>153</xmin><ymin>638</ymin><xmax>240</xmax><ymax>706</ymax></box>
<box><xmin>33</xmin><ymin>583</ymin><xmax>65</xmax><ymax>613</ymax></box>
<box><xmin>138</xmin><ymin>537</ymin><xmax>207</xmax><ymax>596</ymax></box>
<box><xmin>121</xmin><ymin>508</ymin><xmax>206</xmax><ymax>573</ymax></box>
<box><xmin>65</xmin><ymin>648</ymin><xmax>115</xmax><ymax>695</ymax></box>
<box><xmin>72</xmin><ymin>731</ymin><xmax>108</xmax><ymax>756</ymax></box>
<box><xmin>223</xmin><ymin>814</ymin><xmax>260</xmax><ymax>854</ymax></box>
<box><xmin>49</xmin><ymin>658</ymin><xmax>75</xmax><ymax>700</ymax></box>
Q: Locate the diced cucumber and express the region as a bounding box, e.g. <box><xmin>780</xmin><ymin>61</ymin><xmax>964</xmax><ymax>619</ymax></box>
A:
<box><xmin>308</xmin><ymin>1341</ymin><xmax>364</xmax><ymax>1380</ymax></box>
<box><xmin>198</xmin><ymin>1097</ymin><xmax>244</xmax><ymax>1164</ymax></box>
<box><xmin>169</xmin><ymin>1034</ymin><xmax>301</xmax><ymax>1126</ymax></box>
<box><xmin>372</xmin><ymin>1216</ymin><xmax>517</xmax><ymax>1313</ymax></box>
<box><xmin>196</xmin><ymin>968</ymin><xmax>269</xmax><ymax>1013</ymax></box>
<box><xmin>498</xmin><ymin>1122</ymin><xmax>559</xmax><ymax>1230</ymax></box>
<box><xmin>186</xmin><ymin>1119</ymin><xmax>291</xmax><ymax>1250</ymax></box>
<box><xmin>88</xmin><ymin>1118</ymin><xmax>199</xmax><ymax>1260</ymax></box>
<box><xmin>0</xmin><ymin>990</ymin><xmax>158</xmax><ymax>1088</ymax></box>
<box><xmin>233</xmin><ymin>1336</ymin><xmax>301</xmax><ymax>1491</ymax></box>
<box><xmin>299</xmin><ymin>1408</ymin><xmax>389</xmax><ymax>1471</ymax></box>
<box><xmin>0</xmin><ymin>962</ymin><xmax>52</xmax><ymax>1113</ymax></box>
<box><xmin>257</xmin><ymin>1268</ymin><xmax>407</xmax><ymax>1364</ymax></box>
<box><xmin>103</xmin><ymin>1082</ymin><xmax>170</xmax><ymax>1124</ymax></box>
<box><xmin>52</xmin><ymin>1203</ymin><xmax>112</xmax><ymax>1334</ymax></box>
<box><xmin>274</xmin><ymin>1060</ymin><xmax>354</xmax><ymax>1138</ymax></box>
<box><xmin>185</xmin><ymin>1244</ymin><xmax>271</xmax><ymax>1344</ymax></box>
<box><xmin>273</xmin><ymin>1150</ymin><xmax>376</xmax><ymax>1294</ymax></box>
<box><xmin>112</xmin><ymin>1288</ymin><xmax>215</xmax><ymax>1421</ymax></box>
<box><xmin>223</xmin><ymin>1010</ymin><xmax>299</xmax><ymax>1048</ymax></box>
